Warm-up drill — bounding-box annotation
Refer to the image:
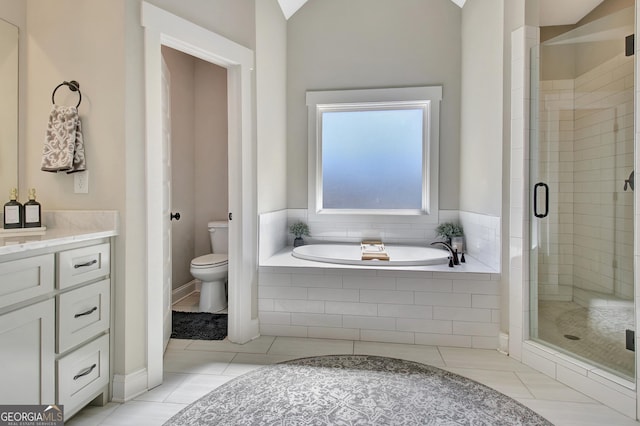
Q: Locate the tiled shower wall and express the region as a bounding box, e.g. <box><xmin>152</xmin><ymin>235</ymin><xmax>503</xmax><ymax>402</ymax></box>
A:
<box><xmin>536</xmin><ymin>79</ymin><xmax>575</xmax><ymax>301</ymax></box>
<box><xmin>538</xmin><ymin>52</ymin><xmax>635</xmax><ymax>301</ymax></box>
<box><xmin>573</xmin><ymin>52</ymin><xmax>634</xmax><ymax>300</ymax></box>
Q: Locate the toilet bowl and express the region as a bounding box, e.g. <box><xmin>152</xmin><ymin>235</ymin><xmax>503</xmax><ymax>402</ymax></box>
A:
<box><xmin>190</xmin><ymin>253</ymin><xmax>228</xmax><ymax>312</ymax></box>
<box><xmin>190</xmin><ymin>221</ymin><xmax>229</xmax><ymax>312</ymax></box>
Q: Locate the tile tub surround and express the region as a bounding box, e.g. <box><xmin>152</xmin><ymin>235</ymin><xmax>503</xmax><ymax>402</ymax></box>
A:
<box><xmin>259</xmin><ymin>248</ymin><xmax>501</xmax><ymax>349</ymax></box>
<box><xmin>259</xmin><ymin>209</ymin><xmax>501</xmax><ymax>271</ymax></box>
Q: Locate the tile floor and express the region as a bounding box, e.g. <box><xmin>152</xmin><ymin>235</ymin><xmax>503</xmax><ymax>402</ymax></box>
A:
<box><xmin>66</xmin><ymin>293</ymin><xmax>640</xmax><ymax>426</ymax></box>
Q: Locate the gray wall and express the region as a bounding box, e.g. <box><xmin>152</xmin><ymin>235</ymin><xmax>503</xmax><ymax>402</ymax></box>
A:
<box><xmin>162</xmin><ymin>46</ymin><xmax>196</xmax><ymax>291</ymax></box>
<box><xmin>194</xmin><ymin>60</ymin><xmax>229</xmax><ymax>257</ymax></box>
<box><xmin>146</xmin><ymin>0</ymin><xmax>256</xmax><ymax>51</ymax></box>
<box><xmin>286</xmin><ymin>0</ymin><xmax>462</xmax><ymax>210</ymax></box>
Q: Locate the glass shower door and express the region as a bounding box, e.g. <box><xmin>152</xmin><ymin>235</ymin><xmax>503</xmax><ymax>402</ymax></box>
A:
<box><xmin>529</xmin><ymin>7</ymin><xmax>635</xmax><ymax>380</ymax></box>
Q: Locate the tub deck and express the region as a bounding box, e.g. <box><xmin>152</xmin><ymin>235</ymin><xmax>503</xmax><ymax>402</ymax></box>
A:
<box><xmin>262</xmin><ymin>246</ymin><xmax>498</xmax><ymax>274</ymax></box>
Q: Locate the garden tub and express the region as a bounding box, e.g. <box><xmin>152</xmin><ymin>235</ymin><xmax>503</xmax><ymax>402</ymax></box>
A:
<box><xmin>291</xmin><ymin>243</ymin><xmax>450</xmax><ymax>267</ymax></box>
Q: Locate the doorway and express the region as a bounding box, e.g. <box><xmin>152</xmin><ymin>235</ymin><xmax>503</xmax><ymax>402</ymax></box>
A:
<box><xmin>162</xmin><ymin>46</ymin><xmax>229</xmax><ymax>320</ymax></box>
<box><xmin>142</xmin><ymin>2</ymin><xmax>259</xmax><ymax>390</ymax></box>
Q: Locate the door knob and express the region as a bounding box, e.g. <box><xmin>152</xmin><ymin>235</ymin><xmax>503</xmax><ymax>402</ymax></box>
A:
<box><xmin>170</xmin><ymin>212</ymin><xmax>181</xmax><ymax>221</ymax></box>
<box><xmin>624</xmin><ymin>171</ymin><xmax>634</xmax><ymax>191</ymax></box>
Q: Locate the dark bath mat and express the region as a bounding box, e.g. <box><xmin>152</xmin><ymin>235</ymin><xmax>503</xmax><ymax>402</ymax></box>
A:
<box><xmin>171</xmin><ymin>311</ymin><xmax>228</xmax><ymax>340</ymax></box>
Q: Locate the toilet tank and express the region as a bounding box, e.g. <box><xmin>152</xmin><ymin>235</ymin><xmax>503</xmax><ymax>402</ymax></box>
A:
<box><xmin>208</xmin><ymin>220</ymin><xmax>229</xmax><ymax>254</ymax></box>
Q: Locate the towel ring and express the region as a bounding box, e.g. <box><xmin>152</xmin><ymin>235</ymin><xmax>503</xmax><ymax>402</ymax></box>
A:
<box><xmin>51</xmin><ymin>80</ymin><xmax>82</xmax><ymax>108</ymax></box>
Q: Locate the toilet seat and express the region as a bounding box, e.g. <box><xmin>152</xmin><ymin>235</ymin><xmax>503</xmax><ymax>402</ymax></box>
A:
<box><xmin>191</xmin><ymin>253</ymin><xmax>228</xmax><ymax>268</ymax></box>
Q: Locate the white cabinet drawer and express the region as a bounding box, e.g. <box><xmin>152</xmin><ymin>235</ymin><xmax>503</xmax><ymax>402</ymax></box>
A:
<box><xmin>58</xmin><ymin>243</ymin><xmax>110</xmax><ymax>289</ymax></box>
<box><xmin>0</xmin><ymin>254</ymin><xmax>54</xmax><ymax>309</ymax></box>
<box><xmin>57</xmin><ymin>279</ymin><xmax>110</xmax><ymax>353</ymax></box>
<box><xmin>57</xmin><ymin>334</ymin><xmax>109</xmax><ymax>415</ymax></box>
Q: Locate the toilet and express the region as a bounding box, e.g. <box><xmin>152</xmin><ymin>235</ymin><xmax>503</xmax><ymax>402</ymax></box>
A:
<box><xmin>190</xmin><ymin>221</ymin><xmax>229</xmax><ymax>312</ymax></box>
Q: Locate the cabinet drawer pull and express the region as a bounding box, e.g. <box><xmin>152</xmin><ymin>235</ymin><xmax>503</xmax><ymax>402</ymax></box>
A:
<box><xmin>74</xmin><ymin>306</ymin><xmax>98</xmax><ymax>318</ymax></box>
<box><xmin>74</xmin><ymin>259</ymin><xmax>98</xmax><ymax>269</ymax></box>
<box><xmin>73</xmin><ymin>363</ymin><xmax>97</xmax><ymax>380</ymax></box>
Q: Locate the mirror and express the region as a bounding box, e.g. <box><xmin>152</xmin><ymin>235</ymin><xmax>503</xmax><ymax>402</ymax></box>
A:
<box><xmin>0</xmin><ymin>18</ymin><xmax>18</xmax><ymax>199</ymax></box>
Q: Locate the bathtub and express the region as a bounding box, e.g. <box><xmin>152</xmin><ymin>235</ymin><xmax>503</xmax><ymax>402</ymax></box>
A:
<box><xmin>291</xmin><ymin>243</ymin><xmax>450</xmax><ymax>266</ymax></box>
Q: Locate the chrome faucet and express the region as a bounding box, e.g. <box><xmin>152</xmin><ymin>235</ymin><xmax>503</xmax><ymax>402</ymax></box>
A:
<box><xmin>431</xmin><ymin>241</ymin><xmax>459</xmax><ymax>266</ymax></box>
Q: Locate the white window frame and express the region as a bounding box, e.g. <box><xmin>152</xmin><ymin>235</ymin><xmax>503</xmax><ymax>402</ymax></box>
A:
<box><xmin>306</xmin><ymin>86</ymin><xmax>441</xmax><ymax>223</ymax></box>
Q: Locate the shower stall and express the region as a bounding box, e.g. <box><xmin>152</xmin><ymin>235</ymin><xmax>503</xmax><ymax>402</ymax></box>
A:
<box><xmin>529</xmin><ymin>6</ymin><xmax>635</xmax><ymax>380</ymax></box>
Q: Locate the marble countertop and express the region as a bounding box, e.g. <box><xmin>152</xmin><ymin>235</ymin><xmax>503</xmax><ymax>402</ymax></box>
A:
<box><xmin>260</xmin><ymin>246</ymin><xmax>499</xmax><ymax>274</ymax></box>
<box><xmin>0</xmin><ymin>210</ymin><xmax>119</xmax><ymax>256</ymax></box>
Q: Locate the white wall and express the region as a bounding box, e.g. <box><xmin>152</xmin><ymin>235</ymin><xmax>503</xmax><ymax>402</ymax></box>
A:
<box><xmin>0</xmin><ymin>0</ymin><xmax>26</xmax><ymax>194</ymax></box>
<box><xmin>256</xmin><ymin>0</ymin><xmax>288</xmax><ymax>214</ymax></box>
<box><xmin>17</xmin><ymin>0</ymin><xmax>257</xmax><ymax>385</ymax></box>
<box><xmin>501</xmin><ymin>0</ymin><xmax>527</xmax><ymax>339</ymax></box>
<box><xmin>460</xmin><ymin>0</ymin><xmax>504</xmax><ymax>216</ymax></box>
<box><xmin>24</xmin><ymin>0</ymin><xmax>127</xmax><ymax>211</ymax></box>
<box><xmin>0</xmin><ymin>18</ymin><xmax>18</xmax><ymax>198</ymax></box>
<box><xmin>23</xmin><ymin>0</ymin><xmax>137</xmax><ymax>376</ymax></box>
<box><xmin>286</xmin><ymin>0</ymin><xmax>462</xmax><ymax>210</ymax></box>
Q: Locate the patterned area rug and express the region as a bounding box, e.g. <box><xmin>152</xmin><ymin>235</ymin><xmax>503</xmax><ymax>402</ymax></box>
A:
<box><xmin>164</xmin><ymin>354</ymin><xmax>552</xmax><ymax>425</ymax></box>
<box><xmin>170</xmin><ymin>311</ymin><xmax>227</xmax><ymax>340</ymax></box>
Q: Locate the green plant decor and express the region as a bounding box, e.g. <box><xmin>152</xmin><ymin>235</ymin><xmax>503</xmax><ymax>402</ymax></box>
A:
<box><xmin>289</xmin><ymin>221</ymin><xmax>311</xmax><ymax>238</ymax></box>
<box><xmin>435</xmin><ymin>222</ymin><xmax>464</xmax><ymax>241</ymax></box>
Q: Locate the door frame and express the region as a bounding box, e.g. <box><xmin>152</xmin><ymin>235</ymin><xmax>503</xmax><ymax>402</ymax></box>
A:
<box><xmin>142</xmin><ymin>2</ymin><xmax>259</xmax><ymax>389</ymax></box>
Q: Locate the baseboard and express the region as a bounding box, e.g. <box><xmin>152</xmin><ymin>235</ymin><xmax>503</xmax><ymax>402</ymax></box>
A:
<box><xmin>111</xmin><ymin>368</ymin><xmax>148</xmax><ymax>402</ymax></box>
<box><xmin>498</xmin><ymin>332</ymin><xmax>509</xmax><ymax>355</ymax></box>
<box><xmin>172</xmin><ymin>280</ymin><xmax>198</xmax><ymax>303</ymax></box>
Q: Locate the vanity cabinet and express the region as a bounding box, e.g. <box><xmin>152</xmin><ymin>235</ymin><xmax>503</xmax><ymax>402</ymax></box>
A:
<box><xmin>0</xmin><ymin>299</ymin><xmax>55</xmax><ymax>404</ymax></box>
<box><xmin>0</xmin><ymin>239</ymin><xmax>112</xmax><ymax>420</ymax></box>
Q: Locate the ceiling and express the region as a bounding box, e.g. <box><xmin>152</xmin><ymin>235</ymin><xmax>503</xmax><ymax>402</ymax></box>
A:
<box><xmin>277</xmin><ymin>0</ymin><xmax>310</xmax><ymax>20</ymax></box>
<box><xmin>277</xmin><ymin>0</ymin><xmax>605</xmax><ymax>26</ymax></box>
<box><xmin>539</xmin><ymin>0</ymin><xmax>605</xmax><ymax>26</ymax></box>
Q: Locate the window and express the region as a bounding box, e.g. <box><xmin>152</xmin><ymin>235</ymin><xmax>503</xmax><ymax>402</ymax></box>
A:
<box><xmin>306</xmin><ymin>86</ymin><xmax>441</xmax><ymax>222</ymax></box>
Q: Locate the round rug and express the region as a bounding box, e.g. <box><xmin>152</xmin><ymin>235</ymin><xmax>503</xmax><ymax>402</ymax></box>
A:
<box><xmin>164</xmin><ymin>355</ymin><xmax>552</xmax><ymax>425</ymax></box>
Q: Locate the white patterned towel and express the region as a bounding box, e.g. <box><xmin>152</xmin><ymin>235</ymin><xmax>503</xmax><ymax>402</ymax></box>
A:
<box><xmin>41</xmin><ymin>105</ymin><xmax>86</xmax><ymax>173</ymax></box>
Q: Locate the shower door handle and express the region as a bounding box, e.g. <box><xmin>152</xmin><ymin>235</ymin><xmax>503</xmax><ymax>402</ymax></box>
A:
<box><xmin>533</xmin><ymin>182</ymin><xmax>549</xmax><ymax>218</ymax></box>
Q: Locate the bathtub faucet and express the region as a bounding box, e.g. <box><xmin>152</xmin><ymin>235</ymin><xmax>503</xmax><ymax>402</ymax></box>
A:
<box><xmin>430</xmin><ymin>241</ymin><xmax>459</xmax><ymax>267</ymax></box>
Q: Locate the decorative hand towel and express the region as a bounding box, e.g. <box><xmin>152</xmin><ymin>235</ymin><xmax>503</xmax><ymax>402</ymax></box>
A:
<box><xmin>41</xmin><ymin>105</ymin><xmax>86</xmax><ymax>173</ymax></box>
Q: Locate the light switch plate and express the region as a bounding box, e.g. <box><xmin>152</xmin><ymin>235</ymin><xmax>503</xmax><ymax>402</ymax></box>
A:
<box><xmin>74</xmin><ymin>171</ymin><xmax>89</xmax><ymax>193</ymax></box>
